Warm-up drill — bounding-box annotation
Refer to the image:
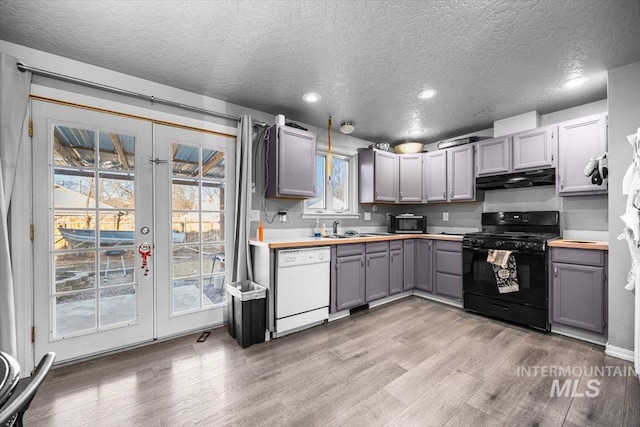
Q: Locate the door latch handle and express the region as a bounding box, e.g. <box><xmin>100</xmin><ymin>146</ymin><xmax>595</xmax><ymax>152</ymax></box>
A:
<box><xmin>149</xmin><ymin>157</ymin><xmax>168</xmax><ymax>164</ymax></box>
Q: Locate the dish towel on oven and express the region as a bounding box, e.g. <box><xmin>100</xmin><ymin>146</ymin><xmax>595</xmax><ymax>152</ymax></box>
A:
<box><xmin>487</xmin><ymin>250</ymin><xmax>520</xmax><ymax>293</ymax></box>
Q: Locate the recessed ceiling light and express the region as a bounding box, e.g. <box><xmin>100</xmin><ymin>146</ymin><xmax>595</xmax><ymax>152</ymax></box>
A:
<box><xmin>418</xmin><ymin>89</ymin><xmax>438</xmax><ymax>99</ymax></box>
<box><xmin>302</xmin><ymin>92</ymin><xmax>321</xmax><ymax>103</ymax></box>
<box><xmin>561</xmin><ymin>76</ymin><xmax>590</xmax><ymax>89</ymax></box>
<box><xmin>408</xmin><ymin>128</ymin><xmax>423</xmax><ymax>135</ymax></box>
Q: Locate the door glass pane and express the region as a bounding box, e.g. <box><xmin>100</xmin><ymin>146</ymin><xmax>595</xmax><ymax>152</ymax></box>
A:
<box><xmin>172</xmin><ymin>245</ymin><xmax>200</xmax><ymax>279</ymax></box>
<box><xmin>54</xmin><ymin>125</ymin><xmax>96</xmax><ymax>167</ymax></box>
<box><xmin>98</xmin><ymin>132</ymin><xmax>135</xmax><ymax>170</ymax></box>
<box><xmin>55</xmin><ymin>252</ymin><xmax>96</xmax><ymax>292</ymax></box>
<box><xmin>100</xmin><ymin>286</ymin><xmax>135</xmax><ymax>327</ymax></box>
<box><xmin>51</xmin><ymin>122</ymin><xmax>138</xmax><ymax>339</ymax></box>
<box><xmin>98</xmin><ymin>173</ymin><xmax>134</xmax><ymax>209</ymax></box>
<box><xmin>173</xmin><ymin>278</ymin><xmax>201</xmax><ymax>312</ymax></box>
<box><xmin>55</xmin><ymin>291</ymin><xmax>96</xmax><ymax>336</ymax></box>
<box><xmin>99</xmin><ymin>249</ymin><xmax>135</xmax><ymax>286</ymax></box>
<box><xmin>98</xmin><ymin>211</ymin><xmax>135</xmax><ymax>247</ymax></box>
<box><xmin>171</xmin><ymin>143</ymin><xmax>227</xmax><ymax>313</ymax></box>
<box><xmin>202</xmin><ymin>148</ymin><xmax>225</xmax><ymax>179</ymax></box>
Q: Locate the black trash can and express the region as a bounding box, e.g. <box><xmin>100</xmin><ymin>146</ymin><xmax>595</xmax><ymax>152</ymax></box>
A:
<box><xmin>227</xmin><ymin>281</ymin><xmax>267</xmax><ymax>348</ymax></box>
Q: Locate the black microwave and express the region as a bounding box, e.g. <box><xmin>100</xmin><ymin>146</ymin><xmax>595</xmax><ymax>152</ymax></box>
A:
<box><xmin>389</xmin><ymin>214</ymin><xmax>427</xmax><ymax>234</ymax></box>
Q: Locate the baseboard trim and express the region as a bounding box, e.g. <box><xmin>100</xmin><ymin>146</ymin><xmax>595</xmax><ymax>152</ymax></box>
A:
<box><xmin>605</xmin><ymin>343</ymin><xmax>635</xmax><ymax>362</ymax></box>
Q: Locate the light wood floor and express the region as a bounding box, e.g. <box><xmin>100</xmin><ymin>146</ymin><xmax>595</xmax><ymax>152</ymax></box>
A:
<box><xmin>26</xmin><ymin>297</ymin><xmax>640</xmax><ymax>426</ymax></box>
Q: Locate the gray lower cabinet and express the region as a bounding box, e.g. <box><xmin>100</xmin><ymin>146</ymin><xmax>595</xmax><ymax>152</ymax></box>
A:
<box><xmin>389</xmin><ymin>248</ymin><xmax>403</xmax><ymax>295</ymax></box>
<box><xmin>414</xmin><ymin>239</ymin><xmax>433</xmax><ymax>291</ymax></box>
<box><xmin>365</xmin><ymin>242</ymin><xmax>390</xmax><ymax>302</ymax></box>
<box><xmin>551</xmin><ymin>247</ymin><xmax>607</xmax><ymax>334</ymax></box>
<box><xmin>403</xmin><ymin>240</ymin><xmax>415</xmax><ymax>290</ymax></box>
<box><xmin>334</xmin><ymin>245</ymin><xmax>366</xmax><ymax>312</ymax></box>
<box><xmin>433</xmin><ymin>240</ymin><xmax>463</xmax><ymax>300</ymax></box>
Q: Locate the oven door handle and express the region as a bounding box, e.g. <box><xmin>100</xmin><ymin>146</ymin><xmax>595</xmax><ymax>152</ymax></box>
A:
<box><xmin>462</xmin><ymin>247</ymin><xmax>542</xmax><ymax>256</ymax></box>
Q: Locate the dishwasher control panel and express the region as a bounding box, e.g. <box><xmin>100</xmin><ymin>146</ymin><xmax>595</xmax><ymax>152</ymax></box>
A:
<box><xmin>277</xmin><ymin>247</ymin><xmax>331</xmax><ymax>268</ymax></box>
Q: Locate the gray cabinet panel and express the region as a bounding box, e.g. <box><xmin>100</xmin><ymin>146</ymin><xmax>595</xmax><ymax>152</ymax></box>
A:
<box><xmin>366</xmin><ymin>241</ymin><xmax>389</xmax><ymax>253</ymax></box>
<box><xmin>434</xmin><ymin>272</ymin><xmax>462</xmax><ymax>299</ymax></box>
<box><xmin>552</xmin><ymin>262</ymin><xmax>604</xmax><ymax>333</ymax></box>
<box><xmin>336</xmin><ymin>243</ymin><xmax>365</xmax><ymax>257</ymax></box>
<box><xmin>366</xmin><ymin>251</ymin><xmax>390</xmax><ymax>302</ymax></box>
<box><xmin>551</xmin><ymin>247</ymin><xmax>604</xmax><ymax>266</ymax></box>
<box><xmin>414</xmin><ymin>239</ymin><xmax>432</xmax><ymax>291</ymax></box>
<box><xmin>389</xmin><ymin>240</ymin><xmax>403</xmax><ymax>251</ymax></box>
<box><xmin>358</xmin><ymin>149</ymin><xmax>398</xmax><ymax>203</ymax></box>
<box><xmin>398</xmin><ymin>154</ymin><xmax>423</xmax><ymax>202</ymax></box>
<box><xmin>447</xmin><ymin>145</ymin><xmax>475</xmax><ymax>201</ymax></box>
<box><xmin>266</xmin><ymin>125</ymin><xmax>317</xmax><ymax>198</ymax></box>
<box><xmin>403</xmin><ymin>240</ymin><xmax>415</xmax><ymax>290</ymax></box>
<box><xmin>476</xmin><ymin>137</ymin><xmax>511</xmax><ymax>176</ymax></box>
<box><xmin>435</xmin><ymin>240</ymin><xmax>462</xmax><ymax>253</ymax></box>
<box><xmin>389</xmin><ymin>249</ymin><xmax>403</xmax><ymax>295</ymax></box>
<box><xmin>435</xmin><ymin>251</ymin><xmax>462</xmax><ymax>275</ymax></box>
<box><xmin>423</xmin><ymin>150</ymin><xmax>447</xmax><ymax>202</ymax></box>
<box><xmin>512</xmin><ymin>126</ymin><xmax>556</xmax><ymax>171</ymax></box>
<box><xmin>335</xmin><ymin>254</ymin><xmax>366</xmax><ymax>311</ymax></box>
<box><xmin>558</xmin><ymin>113</ymin><xmax>607</xmax><ymax>195</ymax></box>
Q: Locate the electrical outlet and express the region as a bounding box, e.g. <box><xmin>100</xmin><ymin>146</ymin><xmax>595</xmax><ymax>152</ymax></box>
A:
<box><xmin>364</xmin><ymin>212</ymin><xmax>371</xmax><ymax>221</ymax></box>
<box><xmin>443</xmin><ymin>212</ymin><xmax>449</xmax><ymax>221</ymax></box>
<box><xmin>249</xmin><ymin>210</ymin><xmax>260</xmax><ymax>221</ymax></box>
<box><xmin>251</xmin><ymin>183</ymin><xmax>256</xmax><ymax>193</ymax></box>
<box><xmin>386</xmin><ymin>213</ymin><xmax>391</xmax><ymax>221</ymax></box>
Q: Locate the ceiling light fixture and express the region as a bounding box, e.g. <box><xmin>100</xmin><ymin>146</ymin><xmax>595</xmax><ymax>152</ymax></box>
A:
<box><xmin>561</xmin><ymin>76</ymin><xmax>590</xmax><ymax>89</ymax></box>
<box><xmin>302</xmin><ymin>92</ymin><xmax>321</xmax><ymax>103</ymax></box>
<box><xmin>340</xmin><ymin>121</ymin><xmax>355</xmax><ymax>134</ymax></box>
<box><xmin>408</xmin><ymin>128</ymin><xmax>423</xmax><ymax>135</ymax></box>
<box><xmin>418</xmin><ymin>89</ymin><xmax>438</xmax><ymax>99</ymax></box>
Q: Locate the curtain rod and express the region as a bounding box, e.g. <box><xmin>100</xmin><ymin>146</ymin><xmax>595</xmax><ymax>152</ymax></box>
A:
<box><xmin>16</xmin><ymin>62</ymin><xmax>268</xmax><ymax>127</ymax></box>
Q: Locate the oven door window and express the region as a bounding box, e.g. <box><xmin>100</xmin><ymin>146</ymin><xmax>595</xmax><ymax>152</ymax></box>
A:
<box><xmin>463</xmin><ymin>248</ymin><xmax>547</xmax><ymax>308</ymax></box>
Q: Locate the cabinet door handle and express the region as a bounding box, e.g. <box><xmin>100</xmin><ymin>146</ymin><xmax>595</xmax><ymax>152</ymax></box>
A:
<box><xmin>367</xmin><ymin>257</ymin><xmax>371</xmax><ymax>266</ymax></box>
<box><xmin>442</xmin><ymin>189</ymin><xmax>446</xmax><ymax>199</ymax></box>
<box><xmin>375</xmin><ymin>191</ymin><xmax>379</xmax><ymax>198</ymax></box>
<box><xmin>400</xmin><ymin>192</ymin><xmax>404</xmax><ymax>198</ymax></box>
<box><xmin>361</xmin><ymin>259</ymin><xmax>364</xmax><ymax>267</ymax></box>
<box><xmin>450</xmin><ymin>189</ymin><xmax>454</xmax><ymax>199</ymax></box>
<box><xmin>554</xmin><ymin>267</ymin><xmax>558</xmax><ymax>277</ymax></box>
<box><xmin>551</xmin><ymin>154</ymin><xmax>554</xmax><ymax>162</ymax></box>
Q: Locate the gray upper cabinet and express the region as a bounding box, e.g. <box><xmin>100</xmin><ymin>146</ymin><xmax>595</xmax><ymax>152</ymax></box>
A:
<box><xmin>423</xmin><ymin>150</ymin><xmax>448</xmax><ymax>202</ymax></box>
<box><xmin>398</xmin><ymin>154</ymin><xmax>423</xmax><ymax>203</ymax></box>
<box><xmin>476</xmin><ymin>137</ymin><xmax>511</xmax><ymax>176</ymax></box>
<box><xmin>557</xmin><ymin>113</ymin><xmax>608</xmax><ymax>195</ymax></box>
<box><xmin>359</xmin><ymin>149</ymin><xmax>398</xmax><ymax>203</ymax></box>
<box><xmin>551</xmin><ymin>252</ymin><xmax>605</xmax><ymax>334</ymax></box>
<box><xmin>447</xmin><ymin>145</ymin><xmax>475</xmax><ymax>201</ymax></box>
<box><xmin>266</xmin><ymin>124</ymin><xmax>317</xmax><ymax>198</ymax></box>
<box><xmin>512</xmin><ymin>126</ymin><xmax>556</xmax><ymax>171</ymax></box>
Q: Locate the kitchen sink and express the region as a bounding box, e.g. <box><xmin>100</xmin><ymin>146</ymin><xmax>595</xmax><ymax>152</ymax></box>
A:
<box><xmin>322</xmin><ymin>234</ymin><xmax>350</xmax><ymax>239</ymax></box>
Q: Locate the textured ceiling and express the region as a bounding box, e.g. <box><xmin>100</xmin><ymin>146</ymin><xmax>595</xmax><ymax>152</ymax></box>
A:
<box><xmin>1</xmin><ymin>0</ymin><xmax>640</xmax><ymax>144</ymax></box>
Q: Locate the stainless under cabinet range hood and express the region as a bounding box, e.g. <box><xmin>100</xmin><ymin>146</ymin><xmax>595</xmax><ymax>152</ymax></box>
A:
<box><xmin>475</xmin><ymin>168</ymin><xmax>556</xmax><ymax>190</ymax></box>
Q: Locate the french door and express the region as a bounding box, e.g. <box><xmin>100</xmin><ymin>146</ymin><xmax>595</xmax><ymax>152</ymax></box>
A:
<box><xmin>32</xmin><ymin>101</ymin><xmax>233</xmax><ymax>362</ymax></box>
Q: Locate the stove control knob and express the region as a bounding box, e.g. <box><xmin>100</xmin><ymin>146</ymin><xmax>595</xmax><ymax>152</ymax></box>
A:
<box><xmin>526</xmin><ymin>242</ymin><xmax>535</xmax><ymax>249</ymax></box>
<box><xmin>495</xmin><ymin>240</ymin><xmax>504</xmax><ymax>247</ymax></box>
<box><xmin>475</xmin><ymin>239</ymin><xmax>485</xmax><ymax>247</ymax></box>
<box><xmin>514</xmin><ymin>242</ymin><xmax>523</xmax><ymax>248</ymax></box>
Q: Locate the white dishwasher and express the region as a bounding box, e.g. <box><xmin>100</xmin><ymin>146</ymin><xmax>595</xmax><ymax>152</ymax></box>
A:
<box><xmin>275</xmin><ymin>247</ymin><xmax>330</xmax><ymax>336</ymax></box>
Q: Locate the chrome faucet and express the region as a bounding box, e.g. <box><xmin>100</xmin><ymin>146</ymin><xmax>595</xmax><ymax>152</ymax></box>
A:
<box><xmin>333</xmin><ymin>219</ymin><xmax>339</xmax><ymax>235</ymax></box>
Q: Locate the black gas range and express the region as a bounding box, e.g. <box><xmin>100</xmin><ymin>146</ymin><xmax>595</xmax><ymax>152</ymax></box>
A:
<box><xmin>462</xmin><ymin>211</ymin><xmax>560</xmax><ymax>331</ymax></box>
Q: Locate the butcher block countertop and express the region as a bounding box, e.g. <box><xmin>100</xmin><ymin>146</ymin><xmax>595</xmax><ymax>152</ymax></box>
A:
<box><xmin>250</xmin><ymin>233</ymin><xmax>463</xmax><ymax>249</ymax></box>
<box><xmin>548</xmin><ymin>239</ymin><xmax>608</xmax><ymax>250</ymax></box>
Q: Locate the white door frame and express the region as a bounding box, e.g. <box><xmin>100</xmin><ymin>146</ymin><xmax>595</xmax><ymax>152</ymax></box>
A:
<box><xmin>14</xmin><ymin>86</ymin><xmax>236</xmax><ymax>370</ymax></box>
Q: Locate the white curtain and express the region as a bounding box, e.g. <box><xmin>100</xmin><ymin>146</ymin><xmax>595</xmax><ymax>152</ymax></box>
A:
<box><xmin>232</xmin><ymin>115</ymin><xmax>253</xmax><ymax>282</ymax></box>
<box><xmin>0</xmin><ymin>54</ymin><xmax>31</xmax><ymax>357</ymax></box>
